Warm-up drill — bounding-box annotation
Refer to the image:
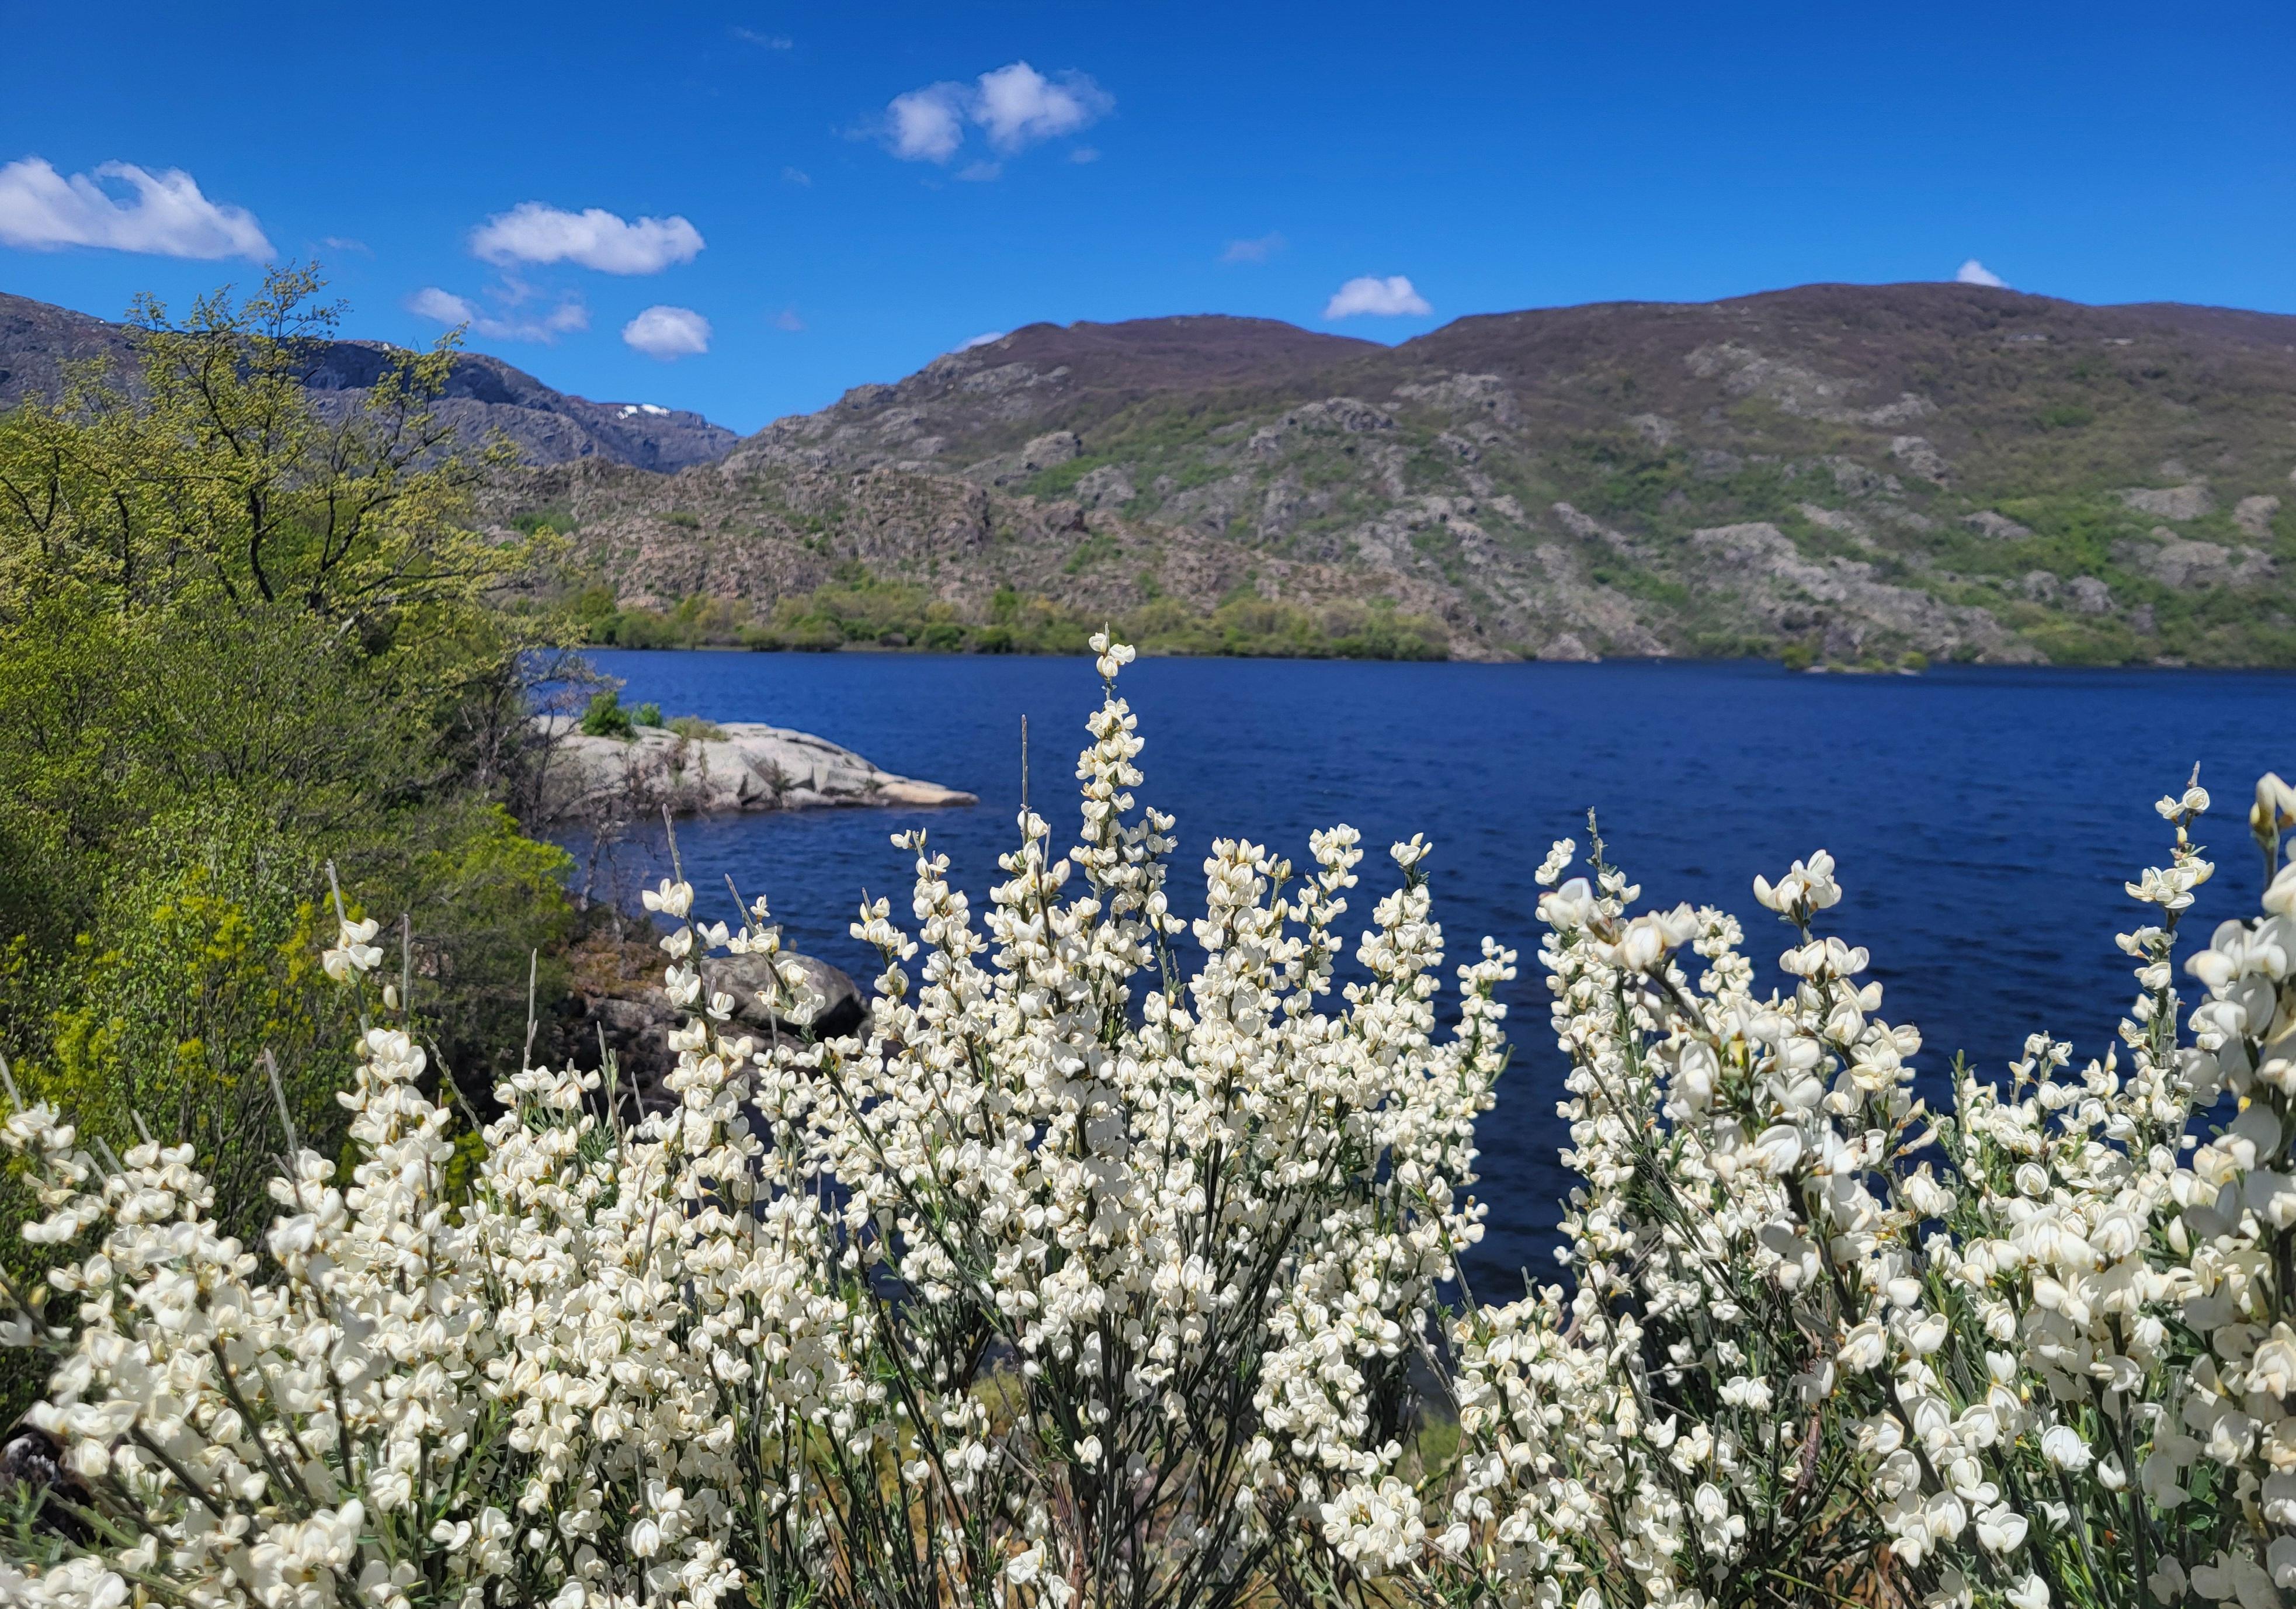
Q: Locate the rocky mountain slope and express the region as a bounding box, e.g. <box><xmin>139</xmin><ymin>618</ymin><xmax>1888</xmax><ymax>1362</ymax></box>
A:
<box><xmin>0</xmin><ymin>290</ymin><xmax>735</xmax><ymax>473</ymax></box>
<box><xmin>502</xmin><ymin>284</ymin><xmax>2296</xmax><ymax>665</ymax></box>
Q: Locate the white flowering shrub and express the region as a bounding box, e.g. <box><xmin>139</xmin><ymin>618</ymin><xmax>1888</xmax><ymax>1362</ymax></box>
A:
<box><xmin>1411</xmin><ymin>774</ymin><xmax>2296</xmax><ymax>1609</ymax></box>
<box><xmin>0</xmin><ymin>637</ymin><xmax>2291</xmax><ymax>1609</ymax></box>
<box><xmin>0</xmin><ymin>637</ymin><xmax>1513</xmax><ymax>1609</ymax></box>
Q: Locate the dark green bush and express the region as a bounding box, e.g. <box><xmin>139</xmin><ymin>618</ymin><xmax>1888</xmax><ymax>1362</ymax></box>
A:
<box><xmin>581</xmin><ymin>689</ymin><xmax>635</xmax><ymax>738</ymax></box>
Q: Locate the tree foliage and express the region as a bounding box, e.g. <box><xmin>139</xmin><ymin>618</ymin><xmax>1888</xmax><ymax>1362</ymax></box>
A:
<box><xmin>0</xmin><ymin>268</ymin><xmax>579</xmax><ymax>1414</ymax></box>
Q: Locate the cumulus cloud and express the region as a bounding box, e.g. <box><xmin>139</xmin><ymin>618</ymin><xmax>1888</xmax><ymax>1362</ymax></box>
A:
<box><xmin>1955</xmin><ymin>258</ymin><xmax>2008</xmax><ymax>289</ymax></box>
<box><xmin>953</xmin><ymin>331</ymin><xmax>1006</xmax><ymax>352</ymax></box>
<box><xmin>1222</xmin><ymin>231</ymin><xmax>1286</xmax><ymax>265</ymax></box>
<box><xmin>408</xmin><ymin>285</ymin><xmax>589</xmax><ymax>342</ymax></box>
<box><xmin>733</xmin><ymin>27</ymin><xmax>792</xmax><ymax>47</ymax></box>
<box><xmin>0</xmin><ymin>156</ymin><xmax>272</xmax><ymax>259</ymax></box>
<box><xmin>881</xmin><ymin>63</ymin><xmax>1110</xmax><ymax>168</ymax></box>
<box><xmin>623</xmin><ymin>304</ymin><xmax>711</xmax><ymax>360</ymax></box>
<box><xmin>782</xmin><ymin>167</ymin><xmax>811</xmax><ymax>186</ymax></box>
<box><xmin>1324</xmin><ymin>274</ymin><xmax>1431</xmax><ymax>319</ymax></box>
<box><xmin>408</xmin><ymin>287</ymin><xmax>477</xmax><ymax>324</ymax></box>
<box><xmin>470</xmin><ymin>202</ymin><xmax>704</xmax><ymax>275</ymax></box>
<box><xmin>974</xmin><ymin>63</ymin><xmax>1111</xmax><ymax>151</ymax></box>
<box><xmin>888</xmin><ymin>85</ymin><xmax>970</xmax><ymax>162</ymax></box>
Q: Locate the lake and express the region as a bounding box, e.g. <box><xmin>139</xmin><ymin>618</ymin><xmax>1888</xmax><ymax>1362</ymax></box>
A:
<box><xmin>572</xmin><ymin>649</ymin><xmax>2294</xmax><ymax>1291</ymax></box>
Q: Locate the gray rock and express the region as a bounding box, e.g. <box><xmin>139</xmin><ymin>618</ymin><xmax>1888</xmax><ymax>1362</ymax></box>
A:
<box><xmin>537</xmin><ymin>717</ymin><xmax>976</xmax><ymax>820</ymax></box>
<box><xmin>1434</xmin><ymin>430</ymin><xmax>1482</xmax><ymax>464</ymax></box>
<box><xmin>1550</xmin><ymin>502</ymin><xmax>1634</xmax><ymax>550</ymax></box>
<box><xmin>2236</xmin><ymin>495</ymin><xmax>2282</xmax><ymax>539</ymax></box>
<box><xmin>2117</xmin><ymin>484</ymin><xmax>2214</xmax><ymax>521</ymax></box>
<box><xmin>1392</xmin><ymin>372</ymin><xmax>1520</xmax><ymax>426</ymax></box>
<box><xmin>1537</xmin><ymin>632</ymin><xmax>1599</xmax><ymax>662</ymax></box>
<box><xmin>1799</xmin><ymin>504</ymin><xmax>1875</xmax><ymax>545</ymax></box>
<box><xmin>2020</xmin><ymin>570</ymin><xmax>2061</xmax><ymax>602</ymax></box>
<box><xmin>1964</xmin><ymin>510</ymin><xmax>2036</xmax><ymax>540</ymax></box>
<box><xmin>2114</xmin><ymin>529</ymin><xmax>2277</xmax><ymax>589</ymax></box>
<box><xmin>1821</xmin><ymin>457</ymin><xmax>1892</xmax><ymax>498</ymax></box>
<box><xmin>582</xmin><ymin>947</ymin><xmax>865</xmax><ymax>1098</ymax></box>
<box><xmin>1075</xmin><ymin>463</ymin><xmax>1137</xmax><ymax>509</ymax></box>
<box><xmin>702</xmin><ymin>951</ymin><xmax>864</xmax><ymax>1041</ymax></box>
<box><xmin>1246</xmin><ymin>396</ymin><xmax>1398</xmax><ymax>460</ymax></box>
<box><xmin>968</xmin><ymin>429</ymin><xmax>1083</xmax><ymax>487</ymax></box>
<box><xmin>2066</xmin><ymin>575</ymin><xmax>2114</xmax><ymax>615</ymax></box>
<box><xmin>1687</xmin><ymin>522</ymin><xmax>2036</xmax><ymax>663</ymax></box>
<box><xmin>1889</xmin><ymin>436</ymin><xmax>1950</xmax><ymax>483</ymax></box>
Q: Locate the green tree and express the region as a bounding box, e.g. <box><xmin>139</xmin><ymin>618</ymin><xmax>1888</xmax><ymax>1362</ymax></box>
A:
<box><xmin>0</xmin><ymin>268</ymin><xmax>579</xmax><ymax>1405</ymax></box>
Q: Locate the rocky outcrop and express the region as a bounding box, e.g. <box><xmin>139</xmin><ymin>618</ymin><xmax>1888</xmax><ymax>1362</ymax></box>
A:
<box><xmin>536</xmin><ymin>716</ymin><xmax>975</xmax><ymax>819</ymax></box>
<box><xmin>2236</xmin><ymin>495</ymin><xmax>2283</xmax><ymax>539</ymax></box>
<box><xmin>1689</xmin><ymin>522</ymin><xmax>2037</xmax><ymax>662</ymax></box>
<box><xmin>2115</xmin><ymin>530</ymin><xmax>2278</xmax><ymax>589</ymax></box>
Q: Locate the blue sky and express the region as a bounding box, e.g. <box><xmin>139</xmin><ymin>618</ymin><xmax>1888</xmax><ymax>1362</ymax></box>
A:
<box><xmin>2</xmin><ymin>0</ymin><xmax>2289</xmax><ymax>433</ymax></box>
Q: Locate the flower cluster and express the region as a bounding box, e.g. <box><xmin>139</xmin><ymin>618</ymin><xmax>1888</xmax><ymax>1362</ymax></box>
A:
<box><xmin>5</xmin><ymin>643</ymin><xmax>2293</xmax><ymax>1609</ymax></box>
<box><xmin>0</xmin><ymin>636</ymin><xmax>1513</xmax><ymax>1609</ymax></box>
<box><xmin>1414</xmin><ymin>774</ymin><xmax>2296</xmax><ymax>1609</ymax></box>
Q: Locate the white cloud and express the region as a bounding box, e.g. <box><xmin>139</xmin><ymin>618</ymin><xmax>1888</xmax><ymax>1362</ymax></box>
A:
<box><xmin>470</xmin><ymin>202</ymin><xmax>704</xmax><ymax>275</ymax></box>
<box><xmin>1324</xmin><ymin>274</ymin><xmax>1431</xmax><ymax>319</ymax></box>
<box><xmin>623</xmin><ymin>304</ymin><xmax>711</xmax><ymax>360</ymax></box>
<box><xmin>1069</xmin><ymin>147</ymin><xmax>1099</xmax><ymax>164</ymax></box>
<box><xmin>408</xmin><ymin>285</ymin><xmax>589</xmax><ymax>342</ymax></box>
<box><xmin>1955</xmin><ymin>257</ymin><xmax>2008</xmax><ymax>289</ymax></box>
<box><xmin>409</xmin><ymin>287</ymin><xmax>477</xmax><ymax>324</ymax></box>
<box><xmin>0</xmin><ymin>156</ymin><xmax>272</xmax><ymax>259</ymax></box>
<box><xmin>733</xmin><ymin>27</ymin><xmax>792</xmax><ymax>47</ymax></box>
<box><xmin>881</xmin><ymin>63</ymin><xmax>1111</xmax><ymax>167</ymax></box>
<box><xmin>973</xmin><ymin>63</ymin><xmax>1111</xmax><ymax>152</ymax></box>
<box><xmin>773</xmin><ymin>306</ymin><xmax>805</xmax><ymax>332</ymax></box>
<box><xmin>888</xmin><ymin>84</ymin><xmax>970</xmax><ymax>162</ymax></box>
<box><xmin>953</xmin><ymin>331</ymin><xmax>1005</xmax><ymax>352</ymax></box>
<box><xmin>782</xmin><ymin>166</ymin><xmax>812</xmax><ymax>186</ymax></box>
<box><xmin>956</xmin><ymin>161</ymin><xmax>1003</xmax><ymax>183</ymax></box>
<box><xmin>320</xmin><ymin>235</ymin><xmax>371</xmax><ymax>255</ymax></box>
<box><xmin>1222</xmin><ymin>231</ymin><xmax>1286</xmax><ymax>265</ymax></box>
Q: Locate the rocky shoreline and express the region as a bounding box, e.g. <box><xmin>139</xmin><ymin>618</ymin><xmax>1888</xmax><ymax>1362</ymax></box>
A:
<box><xmin>534</xmin><ymin>715</ymin><xmax>977</xmax><ymax>819</ymax></box>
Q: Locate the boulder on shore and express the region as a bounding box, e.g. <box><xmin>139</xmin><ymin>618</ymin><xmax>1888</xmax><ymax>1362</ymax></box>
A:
<box><xmin>571</xmin><ymin>934</ymin><xmax>867</xmax><ymax>1101</ymax></box>
<box><xmin>536</xmin><ymin>715</ymin><xmax>975</xmax><ymax>819</ymax></box>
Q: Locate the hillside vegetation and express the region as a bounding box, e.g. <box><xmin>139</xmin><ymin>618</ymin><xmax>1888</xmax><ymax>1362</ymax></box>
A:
<box><xmin>497</xmin><ymin>285</ymin><xmax>2296</xmax><ymax>664</ymax></box>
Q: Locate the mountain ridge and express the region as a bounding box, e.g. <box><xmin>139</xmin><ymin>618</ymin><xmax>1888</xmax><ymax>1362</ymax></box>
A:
<box><xmin>9</xmin><ymin>280</ymin><xmax>2295</xmax><ymax>664</ymax></box>
<box><xmin>506</xmin><ymin>280</ymin><xmax>2290</xmax><ymax>665</ymax></box>
<box><xmin>0</xmin><ymin>290</ymin><xmax>737</xmax><ymax>473</ymax></box>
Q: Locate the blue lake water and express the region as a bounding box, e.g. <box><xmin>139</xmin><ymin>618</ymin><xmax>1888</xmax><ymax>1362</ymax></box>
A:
<box><xmin>573</xmin><ymin>650</ymin><xmax>2294</xmax><ymax>1291</ymax></box>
